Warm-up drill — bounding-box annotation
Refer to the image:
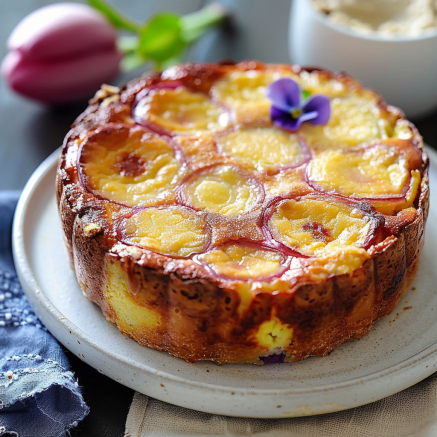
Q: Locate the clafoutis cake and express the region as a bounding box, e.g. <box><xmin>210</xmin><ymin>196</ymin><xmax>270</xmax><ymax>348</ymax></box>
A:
<box><xmin>57</xmin><ymin>61</ymin><xmax>429</xmax><ymax>364</ymax></box>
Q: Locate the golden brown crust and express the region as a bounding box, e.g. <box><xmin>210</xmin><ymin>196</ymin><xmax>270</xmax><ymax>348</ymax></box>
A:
<box><xmin>57</xmin><ymin>61</ymin><xmax>429</xmax><ymax>364</ymax></box>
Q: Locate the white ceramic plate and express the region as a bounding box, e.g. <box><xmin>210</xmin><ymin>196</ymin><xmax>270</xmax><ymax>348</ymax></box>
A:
<box><xmin>12</xmin><ymin>148</ymin><xmax>437</xmax><ymax>418</ymax></box>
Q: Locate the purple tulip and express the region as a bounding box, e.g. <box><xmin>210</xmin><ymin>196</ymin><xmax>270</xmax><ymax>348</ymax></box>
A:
<box><xmin>1</xmin><ymin>3</ymin><xmax>122</xmax><ymax>105</ymax></box>
<box><xmin>266</xmin><ymin>78</ymin><xmax>331</xmax><ymax>131</ymax></box>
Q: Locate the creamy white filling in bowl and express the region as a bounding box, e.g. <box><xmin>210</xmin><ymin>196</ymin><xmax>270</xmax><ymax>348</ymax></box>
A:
<box><xmin>312</xmin><ymin>0</ymin><xmax>437</xmax><ymax>36</ymax></box>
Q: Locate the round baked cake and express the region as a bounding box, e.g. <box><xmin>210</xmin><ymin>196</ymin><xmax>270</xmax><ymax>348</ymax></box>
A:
<box><xmin>57</xmin><ymin>61</ymin><xmax>429</xmax><ymax>365</ymax></box>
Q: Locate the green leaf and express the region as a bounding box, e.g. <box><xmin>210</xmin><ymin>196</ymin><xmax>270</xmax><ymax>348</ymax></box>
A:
<box><xmin>302</xmin><ymin>89</ymin><xmax>312</xmax><ymax>99</ymax></box>
<box><xmin>139</xmin><ymin>13</ymin><xmax>185</xmax><ymax>62</ymax></box>
<box><xmin>87</xmin><ymin>0</ymin><xmax>141</xmax><ymax>32</ymax></box>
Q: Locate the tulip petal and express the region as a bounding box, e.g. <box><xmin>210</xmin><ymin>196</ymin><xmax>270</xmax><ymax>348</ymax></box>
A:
<box><xmin>0</xmin><ymin>51</ymin><xmax>20</xmax><ymax>80</ymax></box>
<box><xmin>4</xmin><ymin>49</ymin><xmax>122</xmax><ymax>104</ymax></box>
<box><xmin>7</xmin><ymin>3</ymin><xmax>117</xmax><ymax>61</ymax></box>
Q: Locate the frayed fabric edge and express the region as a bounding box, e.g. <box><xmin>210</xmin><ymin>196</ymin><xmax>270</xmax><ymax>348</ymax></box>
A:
<box><xmin>0</xmin><ymin>377</ymin><xmax>89</xmax><ymax>436</ymax></box>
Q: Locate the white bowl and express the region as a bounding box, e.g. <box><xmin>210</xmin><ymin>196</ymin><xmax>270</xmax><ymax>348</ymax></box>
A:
<box><xmin>289</xmin><ymin>0</ymin><xmax>437</xmax><ymax>119</ymax></box>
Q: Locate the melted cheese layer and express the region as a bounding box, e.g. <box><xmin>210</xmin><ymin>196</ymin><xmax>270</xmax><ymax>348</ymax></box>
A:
<box><xmin>217</xmin><ymin>127</ymin><xmax>304</xmax><ymax>172</ymax></box>
<box><xmin>199</xmin><ymin>243</ymin><xmax>283</xmax><ymax>280</ymax></box>
<box><xmin>124</xmin><ymin>207</ymin><xmax>207</xmax><ymax>257</ymax></box>
<box><xmin>300</xmin><ymin>95</ymin><xmax>389</xmax><ymax>150</ymax></box>
<box><xmin>182</xmin><ymin>165</ymin><xmax>261</xmax><ymax>216</ymax></box>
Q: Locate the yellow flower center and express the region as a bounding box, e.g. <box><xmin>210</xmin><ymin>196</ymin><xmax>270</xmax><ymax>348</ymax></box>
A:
<box><xmin>291</xmin><ymin>108</ymin><xmax>303</xmax><ymax>119</ymax></box>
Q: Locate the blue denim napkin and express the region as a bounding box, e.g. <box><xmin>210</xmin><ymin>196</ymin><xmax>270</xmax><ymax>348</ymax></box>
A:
<box><xmin>0</xmin><ymin>191</ymin><xmax>89</xmax><ymax>437</ymax></box>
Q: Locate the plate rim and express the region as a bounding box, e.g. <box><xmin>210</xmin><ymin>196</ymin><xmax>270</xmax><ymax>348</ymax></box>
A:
<box><xmin>11</xmin><ymin>146</ymin><xmax>437</xmax><ymax>413</ymax></box>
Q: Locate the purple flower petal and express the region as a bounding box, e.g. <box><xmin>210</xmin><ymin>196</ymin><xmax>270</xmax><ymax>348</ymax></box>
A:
<box><xmin>271</xmin><ymin>106</ymin><xmax>300</xmax><ymax>131</ymax></box>
<box><xmin>297</xmin><ymin>110</ymin><xmax>318</xmax><ymax>125</ymax></box>
<box><xmin>260</xmin><ymin>352</ymin><xmax>286</xmax><ymax>364</ymax></box>
<box><xmin>266</xmin><ymin>78</ymin><xmax>301</xmax><ymax>112</ymax></box>
<box><xmin>303</xmin><ymin>94</ymin><xmax>331</xmax><ymax>125</ymax></box>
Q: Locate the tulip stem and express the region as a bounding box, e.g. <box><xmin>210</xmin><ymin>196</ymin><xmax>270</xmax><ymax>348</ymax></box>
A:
<box><xmin>181</xmin><ymin>3</ymin><xmax>228</xmax><ymax>43</ymax></box>
<box><xmin>87</xmin><ymin>0</ymin><xmax>141</xmax><ymax>32</ymax></box>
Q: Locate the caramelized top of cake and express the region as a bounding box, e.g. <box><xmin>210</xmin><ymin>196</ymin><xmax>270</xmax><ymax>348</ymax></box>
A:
<box><xmin>61</xmin><ymin>61</ymin><xmax>426</xmax><ymax>287</ymax></box>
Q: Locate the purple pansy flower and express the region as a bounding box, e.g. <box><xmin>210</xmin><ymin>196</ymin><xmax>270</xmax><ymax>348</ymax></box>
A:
<box><xmin>266</xmin><ymin>78</ymin><xmax>331</xmax><ymax>131</ymax></box>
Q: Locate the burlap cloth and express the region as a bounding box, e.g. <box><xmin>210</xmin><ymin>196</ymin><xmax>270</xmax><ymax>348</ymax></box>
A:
<box><xmin>124</xmin><ymin>373</ymin><xmax>437</xmax><ymax>437</ymax></box>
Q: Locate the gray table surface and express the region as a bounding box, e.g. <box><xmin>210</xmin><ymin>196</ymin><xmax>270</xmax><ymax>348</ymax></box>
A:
<box><xmin>1</xmin><ymin>1</ymin><xmax>436</xmax><ymax>435</ymax></box>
